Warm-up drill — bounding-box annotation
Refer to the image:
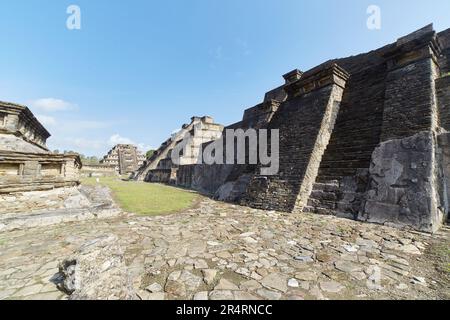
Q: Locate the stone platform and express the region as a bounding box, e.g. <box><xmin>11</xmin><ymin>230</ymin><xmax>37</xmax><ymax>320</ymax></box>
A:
<box><xmin>0</xmin><ymin>185</ymin><xmax>122</xmax><ymax>232</ymax></box>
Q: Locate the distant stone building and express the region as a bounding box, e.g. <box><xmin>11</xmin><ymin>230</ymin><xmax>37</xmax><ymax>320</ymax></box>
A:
<box><xmin>101</xmin><ymin>144</ymin><xmax>145</xmax><ymax>175</ymax></box>
<box><xmin>0</xmin><ymin>101</ymin><xmax>83</xmax><ymax>213</ymax></box>
<box><xmin>133</xmin><ymin>116</ymin><xmax>223</xmax><ymax>183</ymax></box>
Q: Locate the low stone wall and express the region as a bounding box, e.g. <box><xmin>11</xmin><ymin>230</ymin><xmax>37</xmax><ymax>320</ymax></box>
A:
<box><xmin>0</xmin><ymin>187</ymin><xmax>90</xmax><ymax>214</ymax></box>
<box><xmin>145</xmin><ymin>168</ymin><xmax>175</xmax><ymax>183</ymax></box>
<box><xmin>177</xmin><ymin>164</ymin><xmax>235</xmax><ymax>195</ymax></box>
<box><xmin>81</xmin><ymin>164</ymin><xmax>117</xmax><ymax>177</ymax></box>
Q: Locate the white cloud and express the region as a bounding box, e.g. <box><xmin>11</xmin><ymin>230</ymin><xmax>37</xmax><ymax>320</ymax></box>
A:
<box><xmin>209</xmin><ymin>46</ymin><xmax>223</xmax><ymax>60</ymax></box>
<box><xmin>108</xmin><ymin>134</ymin><xmax>134</xmax><ymax>146</ymax></box>
<box><xmin>30</xmin><ymin>98</ymin><xmax>76</xmax><ymax>112</ymax></box>
<box><xmin>47</xmin><ymin>137</ymin><xmax>106</xmax><ymax>155</ymax></box>
<box><xmin>75</xmin><ymin>120</ymin><xmax>110</xmax><ymax>130</ymax></box>
<box><xmin>108</xmin><ymin>134</ymin><xmax>153</xmax><ymax>152</ymax></box>
<box><xmin>36</xmin><ymin>114</ymin><xmax>56</xmax><ymax>126</ymax></box>
<box><xmin>236</xmin><ymin>38</ymin><xmax>251</xmax><ymax>56</ymax></box>
<box><xmin>70</xmin><ymin>138</ymin><xmax>105</xmax><ymax>150</ymax></box>
<box><xmin>137</xmin><ymin>143</ymin><xmax>154</xmax><ymax>152</ymax></box>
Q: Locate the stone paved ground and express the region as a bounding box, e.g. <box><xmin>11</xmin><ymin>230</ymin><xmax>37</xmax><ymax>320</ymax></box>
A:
<box><xmin>0</xmin><ymin>197</ymin><xmax>449</xmax><ymax>300</ymax></box>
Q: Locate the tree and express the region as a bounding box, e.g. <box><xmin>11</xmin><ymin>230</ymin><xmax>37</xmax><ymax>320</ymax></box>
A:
<box><xmin>80</xmin><ymin>155</ymin><xmax>100</xmax><ymax>165</ymax></box>
<box><xmin>146</xmin><ymin>149</ymin><xmax>156</xmax><ymax>159</ymax></box>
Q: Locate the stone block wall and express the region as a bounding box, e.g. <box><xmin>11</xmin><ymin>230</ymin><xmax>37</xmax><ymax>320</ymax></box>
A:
<box><xmin>308</xmin><ymin>60</ymin><xmax>388</xmax><ymax>217</ymax></box>
<box><xmin>146</xmin><ymin>169</ymin><xmax>175</xmax><ymax>183</ymax></box>
<box><xmin>177</xmin><ymin>164</ymin><xmax>235</xmax><ymax>195</ymax></box>
<box><xmin>436</xmin><ymin>76</ymin><xmax>450</xmax><ymax>130</ymax></box>
<box><xmin>241</xmin><ymin>64</ymin><xmax>349</xmax><ymax>212</ymax></box>
<box><xmin>305</xmin><ymin>26</ymin><xmax>447</xmax><ymax>228</ymax></box>
<box><xmin>140</xmin><ymin>25</ymin><xmax>450</xmax><ymax>232</ymax></box>
<box><xmin>381</xmin><ymin>54</ymin><xmax>439</xmax><ymax>141</ymax></box>
<box><xmin>438</xmin><ymin>28</ymin><xmax>450</xmax><ymax>73</ymax></box>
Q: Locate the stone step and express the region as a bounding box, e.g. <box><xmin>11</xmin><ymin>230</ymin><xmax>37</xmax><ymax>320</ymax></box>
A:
<box><xmin>319</xmin><ymin>159</ymin><xmax>371</xmax><ymax>169</ymax></box>
<box><xmin>317</xmin><ymin>167</ymin><xmax>364</xmax><ymax>177</ymax></box>
<box><xmin>0</xmin><ymin>207</ymin><xmax>122</xmax><ymax>232</ymax></box>
<box><xmin>309</xmin><ymin>190</ymin><xmax>338</xmax><ymax>202</ymax></box>
<box><xmin>302</xmin><ymin>205</ymin><xmax>315</xmax><ymax>213</ymax></box>
<box><xmin>307</xmin><ymin>206</ymin><xmax>337</xmax><ymax>216</ymax></box>
<box><xmin>311</xmin><ymin>181</ymin><xmax>340</xmax><ymax>192</ymax></box>
<box><xmin>307</xmin><ymin>198</ymin><xmax>336</xmax><ymax>210</ymax></box>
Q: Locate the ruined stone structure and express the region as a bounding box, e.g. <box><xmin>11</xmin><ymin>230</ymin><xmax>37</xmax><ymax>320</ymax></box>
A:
<box><xmin>142</xmin><ymin>25</ymin><xmax>450</xmax><ymax>233</ymax></box>
<box><xmin>101</xmin><ymin>144</ymin><xmax>145</xmax><ymax>175</ymax></box>
<box><xmin>133</xmin><ymin>116</ymin><xmax>223</xmax><ymax>183</ymax></box>
<box><xmin>80</xmin><ymin>163</ymin><xmax>118</xmax><ymax>177</ymax></box>
<box><xmin>0</xmin><ymin>101</ymin><xmax>83</xmax><ymax>214</ymax></box>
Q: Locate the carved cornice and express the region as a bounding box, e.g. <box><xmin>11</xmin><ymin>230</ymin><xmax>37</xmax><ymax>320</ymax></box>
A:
<box><xmin>262</xmin><ymin>99</ymin><xmax>281</xmax><ymax>112</ymax></box>
<box><xmin>283</xmin><ymin>69</ymin><xmax>303</xmax><ymax>84</ymax></box>
<box><xmin>284</xmin><ymin>63</ymin><xmax>350</xmax><ymax>98</ymax></box>
<box><xmin>0</xmin><ymin>101</ymin><xmax>51</xmax><ymax>139</ymax></box>
<box><xmin>383</xmin><ymin>30</ymin><xmax>443</xmax><ymax>71</ymax></box>
<box><xmin>0</xmin><ymin>150</ymin><xmax>81</xmax><ymax>166</ymax></box>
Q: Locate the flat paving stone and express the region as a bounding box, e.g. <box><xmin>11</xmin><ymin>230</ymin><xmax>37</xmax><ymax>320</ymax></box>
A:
<box><xmin>0</xmin><ymin>197</ymin><xmax>448</xmax><ymax>300</ymax></box>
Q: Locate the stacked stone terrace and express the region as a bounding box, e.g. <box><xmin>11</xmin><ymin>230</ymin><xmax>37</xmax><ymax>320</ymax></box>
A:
<box><xmin>133</xmin><ymin>116</ymin><xmax>223</xmax><ymax>183</ymax></box>
<box><xmin>101</xmin><ymin>144</ymin><xmax>145</xmax><ymax>175</ymax></box>
<box><xmin>139</xmin><ymin>25</ymin><xmax>450</xmax><ymax>233</ymax></box>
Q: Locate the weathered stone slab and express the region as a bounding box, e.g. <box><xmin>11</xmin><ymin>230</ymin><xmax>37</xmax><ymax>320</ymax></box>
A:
<box><xmin>360</xmin><ymin>131</ymin><xmax>445</xmax><ymax>232</ymax></box>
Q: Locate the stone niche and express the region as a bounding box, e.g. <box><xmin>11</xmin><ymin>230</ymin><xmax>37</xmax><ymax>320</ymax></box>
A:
<box><xmin>0</xmin><ymin>163</ymin><xmax>21</xmax><ymax>176</ymax></box>
<box><xmin>41</xmin><ymin>163</ymin><xmax>62</xmax><ymax>176</ymax></box>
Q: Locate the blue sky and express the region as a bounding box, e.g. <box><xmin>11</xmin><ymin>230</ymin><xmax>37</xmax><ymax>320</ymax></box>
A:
<box><xmin>1</xmin><ymin>0</ymin><xmax>449</xmax><ymax>156</ymax></box>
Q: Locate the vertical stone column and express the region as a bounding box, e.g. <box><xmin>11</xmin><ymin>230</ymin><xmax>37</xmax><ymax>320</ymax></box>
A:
<box><xmin>380</xmin><ymin>30</ymin><xmax>441</xmax><ymax>141</ymax></box>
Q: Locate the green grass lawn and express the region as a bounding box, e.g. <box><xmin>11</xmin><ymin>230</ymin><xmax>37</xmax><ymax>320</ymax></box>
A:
<box><xmin>81</xmin><ymin>177</ymin><xmax>199</xmax><ymax>215</ymax></box>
